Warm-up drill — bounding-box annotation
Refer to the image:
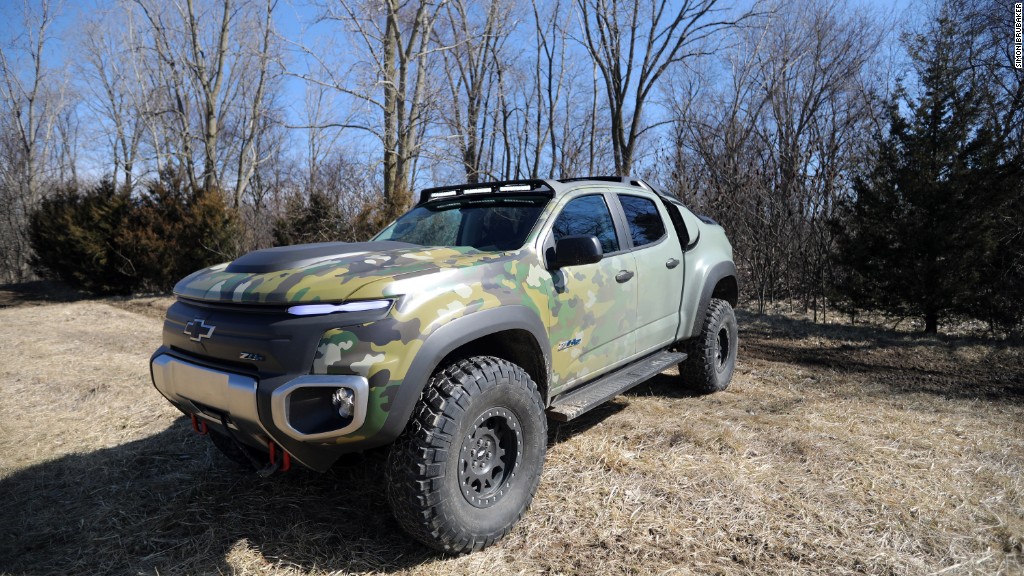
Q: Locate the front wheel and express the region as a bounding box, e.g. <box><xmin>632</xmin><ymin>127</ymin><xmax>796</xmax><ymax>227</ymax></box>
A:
<box><xmin>682</xmin><ymin>298</ymin><xmax>738</xmax><ymax>393</ymax></box>
<box><xmin>386</xmin><ymin>357</ymin><xmax>547</xmax><ymax>554</ymax></box>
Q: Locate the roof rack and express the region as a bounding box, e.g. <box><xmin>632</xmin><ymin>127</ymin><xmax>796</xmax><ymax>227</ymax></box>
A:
<box><xmin>418</xmin><ymin>179</ymin><xmax>554</xmax><ymax>205</ymax></box>
<box><xmin>564</xmin><ymin>176</ymin><xmax>687</xmax><ymax>204</ymax></box>
<box><xmin>557</xmin><ymin>176</ymin><xmax>655</xmax><ymax>191</ymax></box>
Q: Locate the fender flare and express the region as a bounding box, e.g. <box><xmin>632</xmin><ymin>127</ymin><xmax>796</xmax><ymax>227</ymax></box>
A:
<box><xmin>690</xmin><ymin>261</ymin><xmax>738</xmax><ymax>339</ymax></box>
<box><xmin>375</xmin><ymin>305</ymin><xmax>551</xmax><ymax>444</ymax></box>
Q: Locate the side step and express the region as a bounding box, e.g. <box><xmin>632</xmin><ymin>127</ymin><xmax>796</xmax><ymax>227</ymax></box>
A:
<box><xmin>547</xmin><ymin>350</ymin><xmax>687</xmax><ymax>422</ymax></box>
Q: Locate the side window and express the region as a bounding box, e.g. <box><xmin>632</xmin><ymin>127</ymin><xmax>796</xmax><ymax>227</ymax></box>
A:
<box><xmin>619</xmin><ymin>195</ymin><xmax>665</xmax><ymax>248</ymax></box>
<box><xmin>552</xmin><ymin>195</ymin><xmax>619</xmax><ymax>254</ymax></box>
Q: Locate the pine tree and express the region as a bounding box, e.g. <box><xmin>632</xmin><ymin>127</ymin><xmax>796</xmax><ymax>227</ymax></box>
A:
<box><xmin>124</xmin><ymin>166</ymin><xmax>240</xmax><ymax>291</ymax></box>
<box><xmin>28</xmin><ymin>178</ymin><xmax>139</xmax><ymax>294</ymax></box>
<box><xmin>29</xmin><ymin>167</ymin><xmax>241</xmax><ymax>294</ymax></box>
<box><xmin>272</xmin><ymin>190</ymin><xmax>348</xmax><ymax>246</ymax></box>
<box><xmin>835</xmin><ymin>6</ymin><xmax>1015</xmax><ymax>334</ymax></box>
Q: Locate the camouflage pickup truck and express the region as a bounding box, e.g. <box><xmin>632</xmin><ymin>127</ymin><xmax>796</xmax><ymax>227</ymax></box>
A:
<box><xmin>150</xmin><ymin>176</ymin><xmax>738</xmax><ymax>553</ymax></box>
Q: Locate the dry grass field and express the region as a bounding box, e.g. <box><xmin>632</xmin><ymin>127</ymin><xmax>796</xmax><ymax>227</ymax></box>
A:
<box><xmin>1</xmin><ymin>295</ymin><xmax>1022</xmax><ymax>575</ymax></box>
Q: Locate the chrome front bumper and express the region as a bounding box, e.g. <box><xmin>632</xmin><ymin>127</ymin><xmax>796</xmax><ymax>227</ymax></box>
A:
<box><xmin>150</xmin><ymin>354</ymin><xmax>369</xmax><ymax>444</ymax></box>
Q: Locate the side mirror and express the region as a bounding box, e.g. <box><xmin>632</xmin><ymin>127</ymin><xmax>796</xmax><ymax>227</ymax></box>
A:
<box><xmin>549</xmin><ymin>235</ymin><xmax>603</xmax><ymax>269</ymax></box>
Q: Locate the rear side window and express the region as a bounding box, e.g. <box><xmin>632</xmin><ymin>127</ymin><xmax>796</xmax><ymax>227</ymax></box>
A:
<box><xmin>619</xmin><ymin>195</ymin><xmax>665</xmax><ymax>247</ymax></box>
<box><xmin>552</xmin><ymin>195</ymin><xmax>620</xmax><ymax>254</ymax></box>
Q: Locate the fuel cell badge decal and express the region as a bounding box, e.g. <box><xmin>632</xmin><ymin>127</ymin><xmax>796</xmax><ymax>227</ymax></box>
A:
<box><xmin>557</xmin><ymin>337</ymin><xmax>582</xmax><ymax>351</ymax></box>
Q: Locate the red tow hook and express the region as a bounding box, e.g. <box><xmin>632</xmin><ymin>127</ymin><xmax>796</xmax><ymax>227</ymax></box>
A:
<box><xmin>268</xmin><ymin>440</ymin><xmax>291</xmax><ymax>472</ymax></box>
<box><xmin>191</xmin><ymin>414</ymin><xmax>209</xmax><ymax>435</ymax></box>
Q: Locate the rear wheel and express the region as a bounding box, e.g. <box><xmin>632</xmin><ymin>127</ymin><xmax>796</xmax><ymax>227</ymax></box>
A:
<box><xmin>682</xmin><ymin>298</ymin><xmax>738</xmax><ymax>393</ymax></box>
<box><xmin>386</xmin><ymin>356</ymin><xmax>547</xmax><ymax>554</ymax></box>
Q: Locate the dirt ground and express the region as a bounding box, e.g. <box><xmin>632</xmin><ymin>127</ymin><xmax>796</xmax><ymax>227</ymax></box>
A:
<box><xmin>0</xmin><ymin>298</ymin><xmax>1022</xmax><ymax>575</ymax></box>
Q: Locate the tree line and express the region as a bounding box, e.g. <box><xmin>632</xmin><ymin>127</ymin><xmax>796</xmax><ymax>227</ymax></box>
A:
<box><xmin>0</xmin><ymin>0</ymin><xmax>1021</xmax><ymax>333</ymax></box>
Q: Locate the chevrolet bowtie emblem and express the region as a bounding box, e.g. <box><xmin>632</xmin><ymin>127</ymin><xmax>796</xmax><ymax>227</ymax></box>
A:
<box><xmin>184</xmin><ymin>318</ymin><xmax>216</xmax><ymax>342</ymax></box>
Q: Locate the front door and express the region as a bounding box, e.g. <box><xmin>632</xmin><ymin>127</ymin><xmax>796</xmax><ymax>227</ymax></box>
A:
<box><xmin>545</xmin><ymin>193</ymin><xmax>637</xmax><ymax>393</ymax></box>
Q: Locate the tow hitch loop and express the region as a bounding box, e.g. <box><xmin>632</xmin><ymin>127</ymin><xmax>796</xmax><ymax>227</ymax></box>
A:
<box><xmin>191</xmin><ymin>414</ymin><xmax>209</xmax><ymax>435</ymax></box>
<box><xmin>258</xmin><ymin>440</ymin><xmax>291</xmax><ymax>477</ymax></box>
<box><xmin>269</xmin><ymin>441</ymin><xmax>291</xmax><ymax>472</ymax></box>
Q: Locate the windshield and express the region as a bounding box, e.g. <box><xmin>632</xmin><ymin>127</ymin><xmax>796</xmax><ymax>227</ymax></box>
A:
<box><xmin>374</xmin><ymin>195</ymin><xmax>548</xmax><ymax>251</ymax></box>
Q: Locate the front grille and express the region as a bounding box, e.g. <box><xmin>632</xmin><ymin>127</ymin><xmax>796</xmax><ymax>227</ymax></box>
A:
<box><xmin>163</xmin><ymin>298</ymin><xmax>386</xmax><ymax>379</ymax></box>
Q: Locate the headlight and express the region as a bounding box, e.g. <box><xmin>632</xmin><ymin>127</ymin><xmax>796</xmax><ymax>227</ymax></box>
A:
<box><xmin>332</xmin><ymin>387</ymin><xmax>356</xmax><ymax>419</ymax></box>
<box><xmin>286</xmin><ymin>299</ymin><xmax>394</xmax><ymax>316</ymax></box>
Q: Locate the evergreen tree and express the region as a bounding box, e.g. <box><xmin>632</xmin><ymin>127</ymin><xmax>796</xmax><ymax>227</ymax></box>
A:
<box><xmin>29</xmin><ymin>167</ymin><xmax>240</xmax><ymax>294</ymax></box>
<box><xmin>835</xmin><ymin>5</ymin><xmax>1018</xmax><ymax>333</ymax></box>
<box><xmin>123</xmin><ymin>166</ymin><xmax>240</xmax><ymax>291</ymax></box>
<box><xmin>28</xmin><ymin>179</ymin><xmax>139</xmax><ymax>294</ymax></box>
<box><xmin>272</xmin><ymin>189</ymin><xmax>348</xmax><ymax>246</ymax></box>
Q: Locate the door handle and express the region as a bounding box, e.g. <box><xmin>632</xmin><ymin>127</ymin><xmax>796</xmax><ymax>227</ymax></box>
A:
<box><xmin>666</xmin><ymin>258</ymin><xmax>680</xmax><ymax>269</ymax></box>
<box><xmin>615</xmin><ymin>270</ymin><xmax>634</xmax><ymax>283</ymax></box>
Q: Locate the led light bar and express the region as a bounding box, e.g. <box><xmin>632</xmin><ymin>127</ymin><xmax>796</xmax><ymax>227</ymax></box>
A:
<box><xmin>418</xmin><ymin>179</ymin><xmax>553</xmax><ymax>204</ymax></box>
<box><xmin>287</xmin><ymin>299</ymin><xmax>393</xmax><ymax>316</ymax></box>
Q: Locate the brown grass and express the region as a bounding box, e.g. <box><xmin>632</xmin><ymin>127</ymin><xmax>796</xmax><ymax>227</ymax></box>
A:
<box><xmin>1</xmin><ymin>300</ymin><xmax>1022</xmax><ymax>575</ymax></box>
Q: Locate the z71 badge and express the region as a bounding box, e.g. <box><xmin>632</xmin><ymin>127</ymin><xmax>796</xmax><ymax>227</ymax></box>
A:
<box><xmin>557</xmin><ymin>337</ymin><xmax>582</xmax><ymax>351</ymax></box>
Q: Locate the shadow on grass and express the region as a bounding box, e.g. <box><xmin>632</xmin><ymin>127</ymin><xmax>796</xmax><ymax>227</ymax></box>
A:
<box><xmin>0</xmin><ymin>280</ymin><xmax>92</xmax><ymax>307</ymax></box>
<box><xmin>546</xmin><ymin>371</ymin><xmax>706</xmax><ymax>445</ymax></box>
<box><xmin>0</xmin><ymin>418</ymin><xmax>432</xmax><ymax>575</ymax></box>
<box><xmin>735</xmin><ymin>309</ymin><xmax>1018</xmax><ymax>348</ymax></box>
<box><xmin>2</xmin><ymin>392</ymin><xmax>676</xmax><ymax>575</ymax></box>
<box><xmin>737</xmin><ymin>310</ymin><xmax>1024</xmax><ymax>403</ymax></box>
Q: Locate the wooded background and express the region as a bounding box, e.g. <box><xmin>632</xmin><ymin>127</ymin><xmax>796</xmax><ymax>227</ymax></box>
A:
<box><xmin>1</xmin><ymin>0</ymin><xmax>1021</xmax><ymax>333</ymax></box>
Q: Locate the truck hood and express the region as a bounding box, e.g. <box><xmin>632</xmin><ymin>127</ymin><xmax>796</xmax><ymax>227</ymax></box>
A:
<box><xmin>173</xmin><ymin>241</ymin><xmax>511</xmax><ymax>305</ymax></box>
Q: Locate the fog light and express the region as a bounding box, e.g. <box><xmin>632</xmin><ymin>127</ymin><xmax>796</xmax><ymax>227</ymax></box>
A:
<box><xmin>332</xmin><ymin>387</ymin><xmax>355</xmax><ymax>420</ymax></box>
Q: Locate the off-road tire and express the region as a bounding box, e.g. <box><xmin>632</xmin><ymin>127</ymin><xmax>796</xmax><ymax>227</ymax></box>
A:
<box><xmin>683</xmin><ymin>298</ymin><xmax>738</xmax><ymax>393</ymax></box>
<box><xmin>386</xmin><ymin>356</ymin><xmax>547</xmax><ymax>554</ymax></box>
<box><xmin>208</xmin><ymin>429</ymin><xmax>264</xmax><ymax>470</ymax></box>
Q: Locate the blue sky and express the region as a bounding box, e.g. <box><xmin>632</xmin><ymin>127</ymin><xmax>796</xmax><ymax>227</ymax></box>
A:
<box><xmin>0</xmin><ymin>0</ymin><xmax>916</xmax><ymax>181</ymax></box>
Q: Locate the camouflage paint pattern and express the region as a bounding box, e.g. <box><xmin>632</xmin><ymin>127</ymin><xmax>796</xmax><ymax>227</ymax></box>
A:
<box><xmin>170</xmin><ymin>183</ymin><xmax>733</xmax><ymax>446</ymax></box>
<box><xmin>305</xmin><ymin>242</ymin><xmax>639</xmax><ymax>444</ymax></box>
<box><xmin>309</xmin><ymin>250</ymin><xmax>554</xmax><ymax>444</ymax></box>
<box><xmin>172</xmin><ymin>246</ymin><xmax>518</xmax><ymax>304</ymax></box>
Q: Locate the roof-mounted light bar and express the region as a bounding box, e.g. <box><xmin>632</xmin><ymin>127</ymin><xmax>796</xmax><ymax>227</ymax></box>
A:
<box><xmin>418</xmin><ymin>179</ymin><xmax>553</xmax><ymax>205</ymax></box>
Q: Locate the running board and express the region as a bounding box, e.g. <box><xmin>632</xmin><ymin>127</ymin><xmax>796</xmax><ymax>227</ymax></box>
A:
<box><xmin>547</xmin><ymin>350</ymin><xmax>687</xmax><ymax>422</ymax></box>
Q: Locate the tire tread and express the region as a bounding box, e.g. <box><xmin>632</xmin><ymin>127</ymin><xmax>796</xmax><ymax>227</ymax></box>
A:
<box><xmin>386</xmin><ymin>356</ymin><xmax>545</xmax><ymax>554</ymax></box>
<box><xmin>683</xmin><ymin>298</ymin><xmax>737</xmax><ymax>393</ymax></box>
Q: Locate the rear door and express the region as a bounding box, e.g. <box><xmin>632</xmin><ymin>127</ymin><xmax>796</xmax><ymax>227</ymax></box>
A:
<box><xmin>613</xmin><ymin>193</ymin><xmax>685</xmax><ymax>355</ymax></box>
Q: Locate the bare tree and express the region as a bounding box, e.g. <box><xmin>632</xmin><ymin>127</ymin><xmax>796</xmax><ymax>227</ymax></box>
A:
<box><xmin>226</xmin><ymin>0</ymin><xmax>281</xmax><ymax>205</ymax></box>
<box><xmin>304</xmin><ymin>0</ymin><xmax>450</xmax><ymax>222</ymax></box>
<box><xmin>131</xmin><ymin>0</ymin><xmax>280</xmax><ymax>204</ymax></box>
<box><xmin>446</xmin><ymin>0</ymin><xmax>606</xmax><ymax>181</ymax></box>
<box><xmin>668</xmin><ymin>0</ymin><xmax>882</xmax><ymax>314</ymax></box>
<box><xmin>0</xmin><ymin>0</ymin><xmax>73</xmax><ymax>282</ymax></box>
<box><xmin>576</xmin><ymin>0</ymin><xmax>752</xmax><ymax>175</ymax></box>
<box><xmin>79</xmin><ymin>12</ymin><xmax>147</xmax><ymax>192</ymax></box>
<box><xmin>527</xmin><ymin>0</ymin><xmax>581</xmax><ymax>178</ymax></box>
<box><xmin>436</xmin><ymin>0</ymin><xmax>513</xmax><ymax>182</ymax></box>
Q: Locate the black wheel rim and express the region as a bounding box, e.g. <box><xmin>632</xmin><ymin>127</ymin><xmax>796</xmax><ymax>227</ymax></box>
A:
<box><xmin>459</xmin><ymin>407</ymin><xmax>523</xmax><ymax>508</ymax></box>
<box><xmin>715</xmin><ymin>327</ymin><xmax>730</xmax><ymax>372</ymax></box>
